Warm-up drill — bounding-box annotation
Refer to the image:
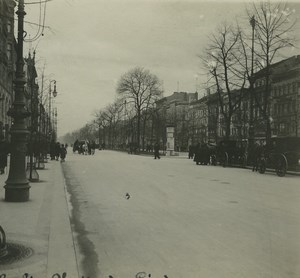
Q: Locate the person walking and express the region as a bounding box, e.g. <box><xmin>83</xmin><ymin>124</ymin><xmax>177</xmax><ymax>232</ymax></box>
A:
<box><xmin>188</xmin><ymin>145</ymin><xmax>194</xmax><ymax>159</ymax></box>
<box><xmin>154</xmin><ymin>142</ymin><xmax>160</xmax><ymax>159</ymax></box>
<box><xmin>50</xmin><ymin>140</ymin><xmax>56</xmax><ymax>160</ymax></box>
<box><xmin>0</xmin><ymin>139</ymin><xmax>9</xmax><ymax>174</ymax></box>
<box><xmin>55</xmin><ymin>142</ymin><xmax>61</xmax><ymax>161</ymax></box>
<box><xmin>60</xmin><ymin>144</ymin><xmax>67</xmax><ymax>162</ymax></box>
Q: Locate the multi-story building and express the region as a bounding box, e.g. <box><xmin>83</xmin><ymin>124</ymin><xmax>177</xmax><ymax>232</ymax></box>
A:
<box><xmin>188</xmin><ymin>95</ymin><xmax>208</xmax><ymax>144</ymax></box>
<box><xmin>156</xmin><ymin>91</ymin><xmax>198</xmax><ymax>151</ymax></box>
<box><xmin>0</xmin><ymin>0</ymin><xmax>16</xmax><ymax>140</ymax></box>
<box><xmin>269</xmin><ymin>56</ymin><xmax>300</xmax><ymax>138</ymax></box>
<box><xmin>251</xmin><ymin>55</ymin><xmax>300</xmax><ymax>140</ymax></box>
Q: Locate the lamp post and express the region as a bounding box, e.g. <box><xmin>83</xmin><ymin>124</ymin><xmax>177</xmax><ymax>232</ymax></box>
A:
<box><xmin>249</xmin><ymin>15</ymin><xmax>256</xmax><ymax>150</ymax></box>
<box><xmin>4</xmin><ymin>0</ymin><xmax>31</xmax><ymax>202</ymax></box>
<box><xmin>48</xmin><ymin>80</ymin><xmax>57</xmax><ymax>144</ymax></box>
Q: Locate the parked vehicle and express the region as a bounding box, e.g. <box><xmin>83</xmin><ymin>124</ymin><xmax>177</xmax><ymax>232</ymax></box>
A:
<box><xmin>217</xmin><ymin>139</ymin><xmax>248</xmax><ymax>168</ymax></box>
<box><xmin>258</xmin><ymin>137</ymin><xmax>300</xmax><ymax>177</ymax></box>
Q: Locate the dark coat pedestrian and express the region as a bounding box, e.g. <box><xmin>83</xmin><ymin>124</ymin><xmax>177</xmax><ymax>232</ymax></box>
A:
<box><xmin>60</xmin><ymin>144</ymin><xmax>67</xmax><ymax>162</ymax></box>
<box><xmin>55</xmin><ymin>142</ymin><xmax>61</xmax><ymax>161</ymax></box>
<box><xmin>0</xmin><ymin>140</ymin><xmax>9</xmax><ymax>174</ymax></box>
<box><xmin>188</xmin><ymin>145</ymin><xmax>194</xmax><ymax>159</ymax></box>
<box><xmin>73</xmin><ymin>139</ymin><xmax>79</xmax><ymax>153</ymax></box>
<box><xmin>90</xmin><ymin>140</ymin><xmax>96</xmax><ymax>155</ymax></box>
<box><xmin>193</xmin><ymin>143</ymin><xmax>201</xmax><ymax>164</ymax></box>
<box><xmin>50</xmin><ymin>140</ymin><xmax>56</xmax><ymax>160</ymax></box>
<box><xmin>154</xmin><ymin>143</ymin><xmax>160</xmax><ymax>159</ymax></box>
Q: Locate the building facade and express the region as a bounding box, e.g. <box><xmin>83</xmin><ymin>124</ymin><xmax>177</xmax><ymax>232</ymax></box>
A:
<box><xmin>156</xmin><ymin>91</ymin><xmax>198</xmax><ymax>151</ymax></box>
<box><xmin>0</xmin><ymin>0</ymin><xmax>16</xmax><ymax>140</ymax></box>
<box><xmin>157</xmin><ymin>55</ymin><xmax>300</xmax><ymax>151</ymax></box>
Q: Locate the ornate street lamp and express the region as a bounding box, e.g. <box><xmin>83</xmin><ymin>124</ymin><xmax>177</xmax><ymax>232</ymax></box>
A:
<box><xmin>48</xmin><ymin>80</ymin><xmax>57</xmax><ymax>143</ymax></box>
<box><xmin>4</xmin><ymin>0</ymin><xmax>31</xmax><ymax>202</ymax></box>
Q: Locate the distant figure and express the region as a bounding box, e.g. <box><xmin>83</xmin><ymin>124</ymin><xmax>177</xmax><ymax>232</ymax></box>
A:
<box><xmin>0</xmin><ymin>139</ymin><xmax>9</xmax><ymax>174</ymax></box>
<box><xmin>154</xmin><ymin>142</ymin><xmax>160</xmax><ymax>159</ymax></box>
<box><xmin>188</xmin><ymin>145</ymin><xmax>194</xmax><ymax>159</ymax></box>
<box><xmin>73</xmin><ymin>139</ymin><xmax>79</xmax><ymax>153</ymax></box>
<box><xmin>55</xmin><ymin>142</ymin><xmax>61</xmax><ymax>161</ymax></box>
<box><xmin>50</xmin><ymin>140</ymin><xmax>56</xmax><ymax>160</ymax></box>
<box><xmin>60</xmin><ymin>144</ymin><xmax>67</xmax><ymax>162</ymax></box>
<box><xmin>90</xmin><ymin>140</ymin><xmax>96</xmax><ymax>155</ymax></box>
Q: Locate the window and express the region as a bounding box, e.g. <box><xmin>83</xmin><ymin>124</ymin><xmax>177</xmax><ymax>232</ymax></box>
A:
<box><xmin>7</xmin><ymin>43</ymin><xmax>12</xmax><ymax>61</ymax></box>
<box><xmin>287</xmin><ymin>84</ymin><xmax>291</xmax><ymax>94</ymax></box>
<box><xmin>283</xmin><ymin>85</ymin><xmax>286</xmax><ymax>95</ymax></box>
<box><xmin>279</xmin><ymin>123</ymin><xmax>285</xmax><ymax>132</ymax></box>
<box><xmin>7</xmin><ymin>20</ymin><xmax>12</xmax><ymax>33</ymax></box>
<box><xmin>273</xmin><ymin>87</ymin><xmax>277</xmax><ymax>97</ymax></box>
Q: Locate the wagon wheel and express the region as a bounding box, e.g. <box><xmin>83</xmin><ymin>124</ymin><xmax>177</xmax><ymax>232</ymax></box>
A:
<box><xmin>222</xmin><ymin>152</ymin><xmax>229</xmax><ymax>167</ymax></box>
<box><xmin>275</xmin><ymin>154</ymin><xmax>288</xmax><ymax>177</ymax></box>
<box><xmin>258</xmin><ymin>158</ymin><xmax>266</xmax><ymax>174</ymax></box>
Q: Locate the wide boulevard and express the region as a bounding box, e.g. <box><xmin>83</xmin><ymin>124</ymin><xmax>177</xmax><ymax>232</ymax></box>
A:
<box><xmin>62</xmin><ymin>149</ymin><xmax>300</xmax><ymax>278</ymax></box>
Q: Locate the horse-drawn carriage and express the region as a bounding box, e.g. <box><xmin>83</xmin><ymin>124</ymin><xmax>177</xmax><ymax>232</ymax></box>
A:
<box><xmin>73</xmin><ymin>140</ymin><xmax>89</xmax><ymax>155</ymax></box>
<box><xmin>257</xmin><ymin>137</ymin><xmax>300</xmax><ymax>177</ymax></box>
<box><xmin>217</xmin><ymin>139</ymin><xmax>248</xmax><ymax>168</ymax></box>
<box><xmin>193</xmin><ymin>142</ymin><xmax>219</xmax><ymax>165</ymax></box>
<box><xmin>193</xmin><ymin>139</ymin><xmax>247</xmax><ymax>167</ymax></box>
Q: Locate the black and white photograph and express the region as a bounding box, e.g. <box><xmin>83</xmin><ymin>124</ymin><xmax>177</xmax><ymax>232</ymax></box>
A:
<box><xmin>1</xmin><ymin>0</ymin><xmax>300</xmax><ymax>277</ymax></box>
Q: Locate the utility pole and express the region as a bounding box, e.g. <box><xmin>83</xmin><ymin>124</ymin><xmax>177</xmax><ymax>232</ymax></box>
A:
<box><xmin>248</xmin><ymin>15</ymin><xmax>256</xmax><ymax>151</ymax></box>
<box><xmin>5</xmin><ymin>0</ymin><xmax>31</xmax><ymax>202</ymax></box>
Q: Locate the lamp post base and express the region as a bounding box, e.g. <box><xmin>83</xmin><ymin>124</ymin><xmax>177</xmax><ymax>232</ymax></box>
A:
<box><xmin>4</xmin><ymin>184</ymin><xmax>30</xmax><ymax>202</ymax></box>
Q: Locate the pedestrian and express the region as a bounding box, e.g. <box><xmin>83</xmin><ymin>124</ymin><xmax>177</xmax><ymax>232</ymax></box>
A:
<box><xmin>55</xmin><ymin>142</ymin><xmax>61</xmax><ymax>161</ymax></box>
<box><xmin>154</xmin><ymin>142</ymin><xmax>160</xmax><ymax>159</ymax></box>
<box><xmin>188</xmin><ymin>145</ymin><xmax>194</xmax><ymax>159</ymax></box>
<box><xmin>90</xmin><ymin>140</ymin><xmax>96</xmax><ymax>155</ymax></box>
<box><xmin>0</xmin><ymin>139</ymin><xmax>9</xmax><ymax>174</ymax></box>
<box><xmin>60</xmin><ymin>144</ymin><xmax>67</xmax><ymax>162</ymax></box>
<box><xmin>193</xmin><ymin>142</ymin><xmax>200</xmax><ymax>164</ymax></box>
<box><xmin>50</xmin><ymin>140</ymin><xmax>56</xmax><ymax>160</ymax></box>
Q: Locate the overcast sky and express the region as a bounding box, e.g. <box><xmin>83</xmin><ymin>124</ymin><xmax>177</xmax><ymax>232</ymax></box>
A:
<box><xmin>22</xmin><ymin>0</ymin><xmax>300</xmax><ymax>137</ymax></box>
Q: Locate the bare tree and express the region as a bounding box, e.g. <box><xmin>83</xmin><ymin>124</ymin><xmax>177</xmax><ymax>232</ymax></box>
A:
<box><xmin>202</xmin><ymin>23</ymin><xmax>247</xmax><ymax>139</ymax></box>
<box><xmin>116</xmin><ymin>67</ymin><xmax>163</xmax><ymax>150</ymax></box>
<box><xmin>94</xmin><ymin>101</ymin><xmax>123</xmax><ymax>148</ymax></box>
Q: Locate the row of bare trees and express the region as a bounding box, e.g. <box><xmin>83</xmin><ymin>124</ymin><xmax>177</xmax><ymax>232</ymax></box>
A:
<box><xmin>62</xmin><ymin>1</ymin><xmax>297</xmax><ymax>149</ymax></box>
<box><xmin>62</xmin><ymin>67</ymin><xmax>164</xmax><ymax>150</ymax></box>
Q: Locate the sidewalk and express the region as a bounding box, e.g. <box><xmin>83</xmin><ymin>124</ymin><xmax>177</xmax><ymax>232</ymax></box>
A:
<box><xmin>0</xmin><ymin>159</ymin><xmax>78</xmax><ymax>278</ymax></box>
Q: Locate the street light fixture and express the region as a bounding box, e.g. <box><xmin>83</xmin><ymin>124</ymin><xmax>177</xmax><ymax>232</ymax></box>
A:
<box><xmin>4</xmin><ymin>0</ymin><xmax>31</xmax><ymax>202</ymax></box>
<box><xmin>48</xmin><ymin>80</ymin><xmax>57</xmax><ymax>143</ymax></box>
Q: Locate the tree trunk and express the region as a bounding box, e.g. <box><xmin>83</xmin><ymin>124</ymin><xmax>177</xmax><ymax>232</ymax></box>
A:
<box><xmin>225</xmin><ymin>116</ymin><xmax>231</xmax><ymax>140</ymax></box>
<box><xmin>137</xmin><ymin>110</ymin><xmax>141</xmax><ymax>152</ymax></box>
<box><xmin>266</xmin><ymin>118</ymin><xmax>272</xmax><ymax>148</ymax></box>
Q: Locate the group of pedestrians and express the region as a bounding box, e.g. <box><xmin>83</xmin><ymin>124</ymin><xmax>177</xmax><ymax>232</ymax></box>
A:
<box><xmin>50</xmin><ymin>140</ymin><xmax>68</xmax><ymax>162</ymax></box>
<box><xmin>73</xmin><ymin>139</ymin><xmax>96</xmax><ymax>155</ymax></box>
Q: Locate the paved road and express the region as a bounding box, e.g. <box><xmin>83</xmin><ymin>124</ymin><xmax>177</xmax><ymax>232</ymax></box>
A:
<box><xmin>62</xmin><ymin>150</ymin><xmax>300</xmax><ymax>278</ymax></box>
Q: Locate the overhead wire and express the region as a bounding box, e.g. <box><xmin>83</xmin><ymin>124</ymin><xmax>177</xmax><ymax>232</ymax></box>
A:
<box><xmin>24</xmin><ymin>0</ymin><xmax>48</xmax><ymax>42</ymax></box>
